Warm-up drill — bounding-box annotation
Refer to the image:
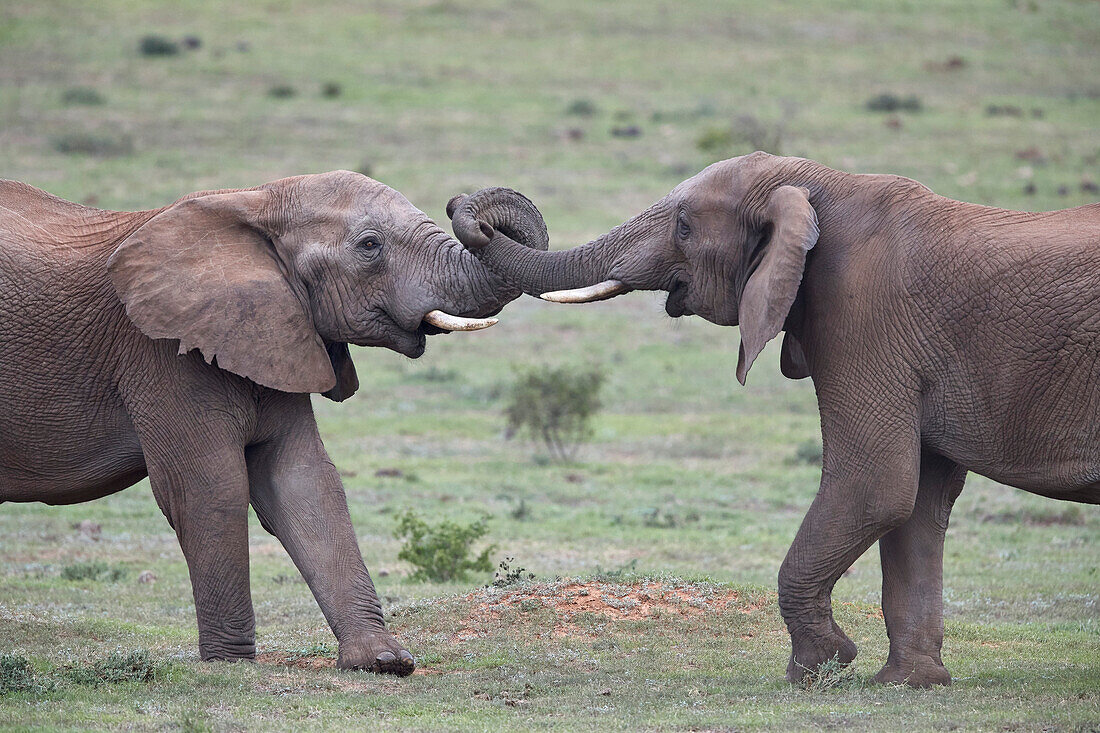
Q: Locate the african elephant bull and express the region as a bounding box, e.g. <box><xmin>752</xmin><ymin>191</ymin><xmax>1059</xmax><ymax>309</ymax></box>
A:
<box><xmin>449</xmin><ymin>153</ymin><xmax>1100</xmax><ymax>687</ymax></box>
<box><xmin>0</xmin><ymin>172</ymin><xmax>546</xmax><ymax>675</ymax></box>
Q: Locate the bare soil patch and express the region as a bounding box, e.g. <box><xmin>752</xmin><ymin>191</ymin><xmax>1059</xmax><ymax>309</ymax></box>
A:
<box><xmin>452</xmin><ymin>579</ymin><xmax>768</xmax><ymax>641</ymax></box>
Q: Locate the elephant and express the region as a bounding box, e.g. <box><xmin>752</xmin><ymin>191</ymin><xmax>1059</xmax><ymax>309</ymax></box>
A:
<box><xmin>448</xmin><ymin>152</ymin><xmax>1100</xmax><ymax>687</ymax></box>
<box><xmin>0</xmin><ymin>172</ymin><xmax>547</xmax><ymax>675</ymax></box>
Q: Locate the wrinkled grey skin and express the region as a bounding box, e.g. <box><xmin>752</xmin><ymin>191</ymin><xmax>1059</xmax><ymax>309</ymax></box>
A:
<box><xmin>0</xmin><ymin>171</ymin><xmax>545</xmax><ymax>675</ymax></box>
<box><xmin>452</xmin><ymin>153</ymin><xmax>1100</xmax><ymax>687</ymax></box>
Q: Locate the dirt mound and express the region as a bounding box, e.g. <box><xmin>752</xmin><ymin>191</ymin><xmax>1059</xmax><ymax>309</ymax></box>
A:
<box><xmin>453</xmin><ymin>579</ymin><xmax>766</xmax><ymax>641</ymax></box>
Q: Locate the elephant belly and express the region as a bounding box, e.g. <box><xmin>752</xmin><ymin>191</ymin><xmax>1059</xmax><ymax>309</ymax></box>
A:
<box><xmin>920</xmin><ymin>371</ymin><xmax>1100</xmax><ymax>504</ymax></box>
<box><xmin>0</xmin><ymin>387</ymin><xmax>148</xmax><ymax>504</ymax></box>
<box><xmin>0</xmin><ymin>442</ymin><xmax>147</xmax><ymax>504</ymax></box>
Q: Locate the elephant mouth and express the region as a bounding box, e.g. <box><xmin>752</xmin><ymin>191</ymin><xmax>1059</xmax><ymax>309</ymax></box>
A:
<box><xmin>665</xmin><ymin>280</ymin><xmax>694</xmax><ymax>318</ymax></box>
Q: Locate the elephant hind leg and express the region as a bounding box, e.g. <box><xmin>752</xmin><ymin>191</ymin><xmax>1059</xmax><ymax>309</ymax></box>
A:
<box><xmin>873</xmin><ymin>449</ymin><xmax>965</xmax><ymax>687</ymax></box>
<box><xmin>146</xmin><ymin>443</ymin><xmax>256</xmax><ymax>661</ymax></box>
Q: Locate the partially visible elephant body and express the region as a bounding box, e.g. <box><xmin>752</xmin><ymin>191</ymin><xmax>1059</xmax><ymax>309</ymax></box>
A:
<box><xmin>449</xmin><ymin>154</ymin><xmax>1100</xmax><ymax>687</ymax></box>
<box><xmin>0</xmin><ymin>186</ymin><xmax>152</xmax><ymax>504</ymax></box>
<box><xmin>0</xmin><ymin>174</ymin><xmax>547</xmax><ymax>674</ymax></box>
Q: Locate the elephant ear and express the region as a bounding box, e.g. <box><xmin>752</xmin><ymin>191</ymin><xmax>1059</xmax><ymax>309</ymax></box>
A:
<box><xmin>735</xmin><ymin>185</ymin><xmax>819</xmax><ymax>385</ymax></box>
<box><xmin>108</xmin><ymin>190</ymin><xmax>337</xmax><ymax>394</ymax></box>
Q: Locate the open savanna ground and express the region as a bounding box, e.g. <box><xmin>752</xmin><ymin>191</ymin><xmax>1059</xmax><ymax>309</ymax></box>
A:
<box><xmin>0</xmin><ymin>0</ymin><xmax>1098</xmax><ymax>730</ymax></box>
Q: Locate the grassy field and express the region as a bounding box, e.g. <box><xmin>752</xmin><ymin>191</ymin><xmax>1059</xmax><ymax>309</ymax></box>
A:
<box><xmin>1</xmin><ymin>0</ymin><xmax>1098</xmax><ymax>730</ymax></box>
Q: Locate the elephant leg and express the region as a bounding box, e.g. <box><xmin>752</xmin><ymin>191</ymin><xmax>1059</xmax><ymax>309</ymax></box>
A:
<box><xmin>873</xmin><ymin>450</ymin><xmax>965</xmax><ymax>687</ymax></box>
<box><xmin>779</xmin><ymin>403</ymin><xmax>920</xmax><ymax>684</ymax></box>
<box><xmin>246</xmin><ymin>427</ymin><xmax>414</xmax><ymax>676</ymax></box>
<box><xmin>147</xmin><ymin>444</ymin><xmax>256</xmax><ymax>661</ymax></box>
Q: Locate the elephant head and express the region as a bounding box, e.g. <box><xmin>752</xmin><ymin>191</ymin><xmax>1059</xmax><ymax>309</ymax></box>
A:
<box><xmin>449</xmin><ymin>153</ymin><xmax>820</xmax><ymax>384</ymax></box>
<box><xmin>108</xmin><ymin>171</ymin><xmax>547</xmax><ymax>401</ymax></box>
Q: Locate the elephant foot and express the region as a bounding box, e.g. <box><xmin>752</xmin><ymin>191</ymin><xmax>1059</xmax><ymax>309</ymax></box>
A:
<box><xmin>199</xmin><ymin>636</ymin><xmax>256</xmax><ymax>662</ymax></box>
<box><xmin>785</xmin><ymin>621</ymin><xmax>858</xmax><ymax>685</ymax></box>
<box><xmin>873</xmin><ymin>654</ymin><xmax>951</xmax><ymax>688</ymax></box>
<box><xmin>337</xmin><ymin>632</ymin><xmax>415</xmax><ymax>676</ymax></box>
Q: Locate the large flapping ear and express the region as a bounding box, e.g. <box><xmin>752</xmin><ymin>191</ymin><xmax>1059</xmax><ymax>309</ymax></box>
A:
<box><xmin>108</xmin><ymin>190</ymin><xmax>336</xmax><ymax>394</ymax></box>
<box><xmin>735</xmin><ymin>185</ymin><xmax>819</xmax><ymax>385</ymax></box>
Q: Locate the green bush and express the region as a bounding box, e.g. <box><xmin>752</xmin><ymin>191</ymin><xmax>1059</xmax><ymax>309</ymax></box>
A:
<box><xmin>394</xmin><ymin>510</ymin><xmax>495</xmax><ymax>582</ymax></box>
<box><xmin>139</xmin><ymin>35</ymin><xmax>179</xmax><ymax>56</ymax></box>
<box><xmin>504</xmin><ymin>364</ymin><xmax>605</xmax><ymax>462</ymax></box>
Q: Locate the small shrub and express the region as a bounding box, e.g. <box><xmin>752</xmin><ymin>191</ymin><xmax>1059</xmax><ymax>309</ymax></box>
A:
<box><xmin>321</xmin><ymin>81</ymin><xmax>342</xmax><ymax>98</ymax></box>
<box><xmin>642</xmin><ymin>507</ymin><xmax>679</xmax><ymax>528</ymax></box>
<box><xmin>865</xmin><ymin>93</ymin><xmax>922</xmax><ymax>113</ymax></box>
<box><xmin>139</xmin><ymin>35</ymin><xmax>180</xmax><ymax>56</ymax></box>
<box><xmin>491</xmin><ymin>557</ymin><xmax>534</xmax><ymax>588</ymax></box>
<box><xmin>61</xmin><ymin>87</ymin><xmax>105</xmax><ymax>106</ymax></box>
<box><xmin>267</xmin><ymin>84</ymin><xmax>297</xmax><ymax>99</ymax></box>
<box><xmin>66</xmin><ymin>650</ymin><xmax>164</xmax><ymax>686</ymax></box>
<box><xmin>792</xmin><ymin>440</ymin><xmax>823</xmax><ymax>466</ymax></box>
<box><xmin>592</xmin><ymin>559</ymin><xmax>638</xmax><ymax>581</ymax></box>
<box><xmin>509</xmin><ymin>498</ymin><xmax>531</xmax><ymax>521</ymax></box>
<box><xmin>394</xmin><ymin>510</ymin><xmax>495</xmax><ymax>582</ymax></box>
<box><xmin>697</xmin><ymin>114</ymin><xmax>784</xmax><ymax>156</ymax></box>
<box><xmin>565</xmin><ymin>98</ymin><xmax>597</xmax><ymax>116</ymax></box>
<box><xmin>504</xmin><ymin>364</ymin><xmax>605</xmax><ymax>462</ymax></box>
<box><xmin>51</xmin><ymin>133</ymin><xmax>133</xmax><ymax>157</ymax></box>
<box><xmin>696</xmin><ymin>125</ymin><xmax>735</xmax><ymax>155</ymax></box>
<box><xmin>0</xmin><ymin>654</ymin><xmax>52</xmax><ymax>694</ymax></box>
<box><xmin>60</xmin><ymin>561</ymin><xmax>127</xmax><ymax>582</ymax></box>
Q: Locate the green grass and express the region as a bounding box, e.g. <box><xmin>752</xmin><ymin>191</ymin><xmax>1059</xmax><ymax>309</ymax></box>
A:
<box><xmin>1</xmin><ymin>0</ymin><xmax>1098</xmax><ymax>729</ymax></box>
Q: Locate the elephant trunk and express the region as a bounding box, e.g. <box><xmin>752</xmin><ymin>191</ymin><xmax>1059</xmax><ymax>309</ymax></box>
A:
<box><xmin>431</xmin><ymin>187</ymin><xmax>551</xmax><ymax>317</ymax></box>
<box><xmin>450</xmin><ymin>193</ymin><xmax>673</xmax><ymax>301</ymax></box>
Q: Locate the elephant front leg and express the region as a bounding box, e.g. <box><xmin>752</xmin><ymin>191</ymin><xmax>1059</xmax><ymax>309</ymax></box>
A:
<box><xmin>873</xmin><ymin>450</ymin><xmax>964</xmax><ymax>687</ymax></box>
<box><xmin>779</xmin><ymin>405</ymin><xmax>921</xmax><ymax>684</ymax></box>
<box><xmin>147</xmin><ymin>447</ymin><xmax>256</xmax><ymax>661</ymax></box>
<box><xmin>246</xmin><ymin>433</ymin><xmax>414</xmax><ymax>676</ymax></box>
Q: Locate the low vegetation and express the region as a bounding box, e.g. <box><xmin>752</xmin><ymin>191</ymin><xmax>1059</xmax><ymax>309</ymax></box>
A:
<box><xmin>504</xmin><ymin>364</ymin><xmax>605</xmax><ymax>463</ymax></box>
<box><xmin>393</xmin><ymin>510</ymin><xmax>495</xmax><ymax>582</ymax></box>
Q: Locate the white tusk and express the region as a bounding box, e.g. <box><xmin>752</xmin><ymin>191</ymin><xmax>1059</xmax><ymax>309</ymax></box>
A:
<box><xmin>422</xmin><ymin>310</ymin><xmax>498</xmax><ymax>331</ymax></box>
<box><xmin>540</xmin><ymin>279</ymin><xmax>630</xmax><ymax>303</ymax></box>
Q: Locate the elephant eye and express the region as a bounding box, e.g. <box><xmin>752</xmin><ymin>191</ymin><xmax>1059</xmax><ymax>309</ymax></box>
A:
<box><xmin>354</xmin><ymin>234</ymin><xmax>383</xmax><ymax>252</ymax></box>
<box><xmin>677</xmin><ymin>214</ymin><xmax>691</xmax><ymax>240</ymax></box>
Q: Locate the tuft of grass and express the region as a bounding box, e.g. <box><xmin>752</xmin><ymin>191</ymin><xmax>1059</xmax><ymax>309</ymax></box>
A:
<box><xmin>865</xmin><ymin>93</ymin><xmax>922</xmax><ymax>113</ymax></box>
<box><xmin>51</xmin><ymin>133</ymin><xmax>132</xmax><ymax>157</ymax></box>
<box><xmin>60</xmin><ymin>561</ymin><xmax>127</xmax><ymax>582</ymax></box>
<box><xmin>565</xmin><ymin>98</ymin><xmax>597</xmax><ymax>116</ymax></box>
<box><xmin>799</xmin><ymin>654</ymin><xmax>862</xmax><ymax>692</ymax></box>
<box><xmin>138</xmin><ymin>35</ymin><xmax>179</xmax><ymax>56</ymax></box>
<box><xmin>65</xmin><ymin>650</ymin><xmax>166</xmax><ymax>686</ymax></box>
<box><xmin>394</xmin><ymin>510</ymin><xmax>495</xmax><ymax>582</ymax></box>
<box><xmin>0</xmin><ymin>655</ymin><xmax>52</xmax><ymax>695</ymax></box>
<box><xmin>267</xmin><ymin>84</ymin><xmax>296</xmax><ymax>99</ymax></box>
<box><xmin>61</xmin><ymin>87</ymin><xmax>105</xmax><ymax>106</ymax></box>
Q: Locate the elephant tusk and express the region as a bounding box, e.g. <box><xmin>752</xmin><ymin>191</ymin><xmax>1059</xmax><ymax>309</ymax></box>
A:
<box><xmin>540</xmin><ymin>279</ymin><xmax>630</xmax><ymax>303</ymax></box>
<box><xmin>422</xmin><ymin>310</ymin><xmax>498</xmax><ymax>331</ymax></box>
